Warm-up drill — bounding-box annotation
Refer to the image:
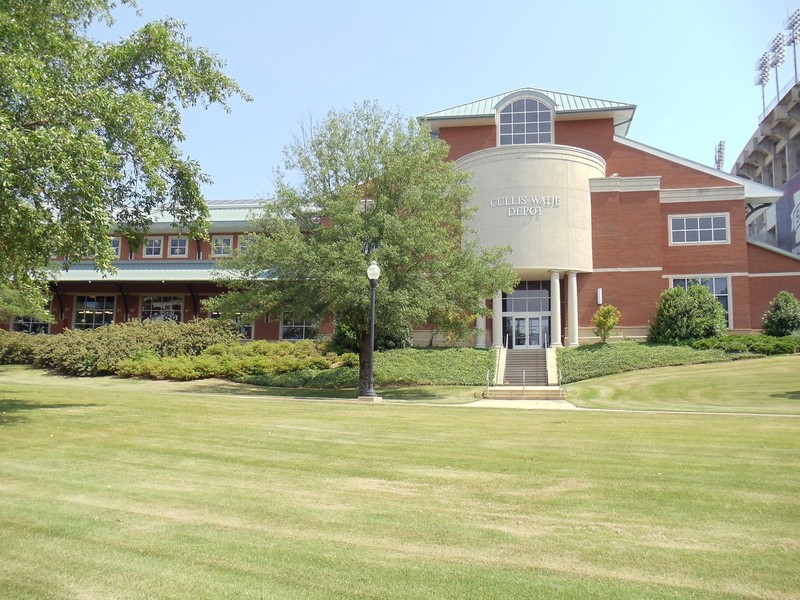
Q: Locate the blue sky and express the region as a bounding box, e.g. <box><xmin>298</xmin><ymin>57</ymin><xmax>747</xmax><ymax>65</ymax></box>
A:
<box><xmin>100</xmin><ymin>0</ymin><xmax>796</xmax><ymax>200</ymax></box>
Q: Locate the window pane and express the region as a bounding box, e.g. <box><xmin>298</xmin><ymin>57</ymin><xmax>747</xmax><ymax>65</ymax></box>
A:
<box><xmin>672</xmin><ymin>231</ymin><xmax>685</xmax><ymax>243</ymax></box>
<box><xmin>699</xmin><ymin>217</ymin><xmax>712</xmax><ymax>229</ymax></box>
<box><xmin>712</xmin><ymin>216</ymin><xmax>726</xmax><ymax>228</ymax></box>
<box><xmin>686</xmin><ymin>231</ymin><xmax>699</xmax><ymax>242</ymax></box>
<box><xmin>685</xmin><ymin>217</ymin><xmax>699</xmax><ymax>230</ymax></box>
<box><xmin>699</xmin><ymin>230</ymin><xmax>712</xmax><ymax>242</ymax></box>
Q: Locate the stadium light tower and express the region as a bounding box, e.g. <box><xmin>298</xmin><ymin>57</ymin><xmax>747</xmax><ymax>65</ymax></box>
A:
<box><xmin>770</xmin><ymin>33</ymin><xmax>786</xmax><ymax>97</ymax></box>
<box><xmin>714</xmin><ymin>141</ymin><xmax>725</xmax><ymax>171</ymax></box>
<box><xmin>756</xmin><ymin>52</ymin><xmax>771</xmax><ymax>112</ymax></box>
<box><xmin>787</xmin><ymin>9</ymin><xmax>800</xmax><ymax>82</ymax></box>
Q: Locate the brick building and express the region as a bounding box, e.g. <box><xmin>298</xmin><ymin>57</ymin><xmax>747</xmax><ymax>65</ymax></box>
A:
<box><xmin>419</xmin><ymin>87</ymin><xmax>800</xmax><ymax>347</ymax></box>
<box><xmin>6</xmin><ymin>86</ymin><xmax>800</xmax><ymax>346</ymax></box>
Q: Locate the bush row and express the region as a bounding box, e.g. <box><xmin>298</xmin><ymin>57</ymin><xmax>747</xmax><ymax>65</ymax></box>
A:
<box><xmin>0</xmin><ymin>319</ymin><xmax>242</xmax><ymax>376</ymax></box>
<box><xmin>558</xmin><ymin>334</ymin><xmax>799</xmax><ymax>384</ymax></box>
<box><xmin>0</xmin><ymin>324</ymin><xmax>494</xmax><ymax>388</ymax></box>
<box><xmin>691</xmin><ymin>334</ymin><xmax>800</xmax><ymax>355</ymax></box>
<box><xmin>557</xmin><ymin>340</ymin><xmax>743</xmax><ymax>384</ymax></box>
<box><xmin>116</xmin><ymin>346</ymin><xmax>494</xmax><ymax>388</ymax></box>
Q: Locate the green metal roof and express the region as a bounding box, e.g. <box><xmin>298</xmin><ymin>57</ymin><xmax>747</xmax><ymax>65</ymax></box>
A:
<box><xmin>420</xmin><ymin>87</ymin><xmax>636</xmax><ymax>135</ymax></box>
<box><xmin>148</xmin><ymin>199</ymin><xmax>267</xmax><ymax>233</ymax></box>
<box><xmin>53</xmin><ymin>260</ymin><xmax>221</xmax><ymax>283</ymax></box>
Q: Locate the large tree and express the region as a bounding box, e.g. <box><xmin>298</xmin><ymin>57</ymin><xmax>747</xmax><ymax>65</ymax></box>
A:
<box><xmin>208</xmin><ymin>101</ymin><xmax>517</xmax><ymax>395</ymax></box>
<box><xmin>0</xmin><ymin>0</ymin><xmax>249</xmax><ymax>311</ymax></box>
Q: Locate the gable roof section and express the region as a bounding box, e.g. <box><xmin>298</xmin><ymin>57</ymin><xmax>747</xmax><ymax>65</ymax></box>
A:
<box><xmin>420</xmin><ymin>87</ymin><xmax>636</xmax><ymax>136</ymax></box>
<box><xmin>615</xmin><ymin>136</ymin><xmax>783</xmax><ymax>205</ymax></box>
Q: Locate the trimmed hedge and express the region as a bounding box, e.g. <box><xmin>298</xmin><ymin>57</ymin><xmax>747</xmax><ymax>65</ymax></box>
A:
<box><xmin>557</xmin><ymin>340</ymin><xmax>743</xmax><ymax>384</ymax></box>
<box><xmin>0</xmin><ymin>319</ymin><xmax>242</xmax><ymax>376</ymax></box>
<box><xmin>691</xmin><ymin>334</ymin><xmax>800</xmax><ymax>355</ymax></box>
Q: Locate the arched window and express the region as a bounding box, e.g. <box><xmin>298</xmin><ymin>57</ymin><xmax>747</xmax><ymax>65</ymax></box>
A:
<box><xmin>498</xmin><ymin>98</ymin><xmax>553</xmax><ymax>145</ymax></box>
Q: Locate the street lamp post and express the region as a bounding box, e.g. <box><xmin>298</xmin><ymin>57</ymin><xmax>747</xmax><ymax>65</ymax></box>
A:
<box><xmin>361</xmin><ymin>260</ymin><xmax>381</xmax><ymax>401</ymax></box>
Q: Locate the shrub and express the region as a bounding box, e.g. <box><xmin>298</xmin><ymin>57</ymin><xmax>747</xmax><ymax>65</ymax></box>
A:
<box><xmin>762</xmin><ymin>291</ymin><xmax>800</xmax><ymax>337</ymax></box>
<box><xmin>33</xmin><ymin>319</ymin><xmax>241</xmax><ymax>376</ymax></box>
<box><xmin>557</xmin><ymin>340</ymin><xmax>740</xmax><ymax>384</ymax></box>
<box><xmin>648</xmin><ymin>285</ymin><xmax>727</xmax><ymax>344</ymax></box>
<box><xmin>692</xmin><ymin>334</ymin><xmax>800</xmax><ymax>355</ymax></box>
<box><xmin>591</xmin><ymin>304</ymin><xmax>621</xmax><ymax>343</ymax></box>
<box><xmin>0</xmin><ymin>330</ymin><xmax>44</xmax><ymax>364</ymax></box>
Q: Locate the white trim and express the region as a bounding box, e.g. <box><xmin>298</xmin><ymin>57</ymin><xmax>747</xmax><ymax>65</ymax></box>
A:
<box><xmin>168</xmin><ymin>236</ymin><xmax>189</xmax><ymax>258</ymax></box>
<box><xmin>211</xmin><ymin>235</ymin><xmax>234</xmax><ymax>257</ymax></box>
<box><xmin>664</xmin><ymin>272</ymin><xmax>748</xmax><ymax>279</ymax></box>
<box><xmin>659</xmin><ymin>186</ymin><xmax>744</xmax><ymax>204</ymax></box>
<box><xmin>140</xmin><ymin>294</ymin><xmax>185</xmax><ymax>323</ymax></box>
<box><xmin>668</xmin><ymin>212</ymin><xmax>730</xmax><ymax>246</ymax></box>
<box><xmin>143</xmin><ymin>236</ymin><xmax>163</xmax><ymax>258</ymax></box>
<box><xmin>593</xmin><ymin>266</ymin><xmax>662</xmax><ymax>273</ymax></box>
<box><xmin>613</xmin><ymin>136</ymin><xmax>782</xmax><ymax>203</ymax></box>
<box><xmin>110</xmin><ymin>237</ymin><xmax>121</xmax><ymax>259</ymax></box>
<box><xmin>495</xmin><ymin>92</ymin><xmax>555</xmax><ymax>147</ymax></box>
<box><xmin>589</xmin><ymin>176</ymin><xmax>661</xmax><ymax>193</ymax></box>
<box><xmin>748</xmin><ymin>271</ymin><xmax>800</xmax><ymax>277</ymax></box>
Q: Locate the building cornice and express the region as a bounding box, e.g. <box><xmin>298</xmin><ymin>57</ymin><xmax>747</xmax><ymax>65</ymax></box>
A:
<box><xmin>589</xmin><ymin>176</ymin><xmax>661</xmax><ymax>193</ymax></box>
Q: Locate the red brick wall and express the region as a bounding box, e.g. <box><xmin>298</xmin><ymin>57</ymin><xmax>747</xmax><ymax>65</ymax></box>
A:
<box><xmin>439</xmin><ymin>125</ymin><xmax>496</xmax><ymax>160</ymax></box>
<box><xmin>747</xmin><ymin>243</ymin><xmax>800</xmax><ymax>330</ymax></box>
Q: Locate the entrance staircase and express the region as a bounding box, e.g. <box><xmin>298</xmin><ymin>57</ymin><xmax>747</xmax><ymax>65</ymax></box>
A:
<box><xmin>503</xmin><ymin>349</ymin><xmax>547</xmax><ymax>386</ymax></box>
<box><xmin>483</xmin><ymin>348</ymin><xmax>564</xmax><ymax>400</ymax></box>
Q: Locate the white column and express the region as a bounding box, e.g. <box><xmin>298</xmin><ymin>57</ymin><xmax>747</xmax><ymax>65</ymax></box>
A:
<box><xmin>549</xmin><ymin>270</ymin><xmax>562</xmax><ymax>347</ymax></box>
<box><xmin>567</xmin><ymin>271</ymin><xmax>579</xmax><ymax>347</ymax></box>
<box><xmin>475</xmin><ymin>315</ymin><xmax>487</xmax><ymax>348</ymax></box>
<box><xmin>492</xmin><ymin>291</ymin><xmax>503</xmax><ymax>347</ymax></box>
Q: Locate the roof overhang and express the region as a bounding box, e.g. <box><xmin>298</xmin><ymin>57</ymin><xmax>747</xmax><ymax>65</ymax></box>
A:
<box><xmin>614</xmin><ymin>136</ymin><xmax>783</xmax><ymax>204</ymax></box>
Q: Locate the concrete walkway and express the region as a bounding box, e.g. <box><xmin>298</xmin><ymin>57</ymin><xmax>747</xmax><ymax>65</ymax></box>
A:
<box><xmin>462</xmin><ymin>399</ymin><xmax>579</xmax><ymax>410</ymax></box>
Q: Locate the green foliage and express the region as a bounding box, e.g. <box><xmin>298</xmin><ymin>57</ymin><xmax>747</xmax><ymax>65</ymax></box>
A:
<box><xmin>205</xmin><ymin>101</ymin><xmax>517</xmax><ymax>394</ymax></box>
<box><xmin>648</xmin><ymin>285</ymin><xmax>727</xmax><ymax>344</ymax></box>
<box><xmin>374</xmin><ymin>347</ymin><xmax>495</xmax><ymax>386</ymax></box>
<box><xmin>591</xmin><ymin>304</ymin><xmax>621</xmax><ymax>343</ymax></box>
<box><xmin>557</xmin><ymin>340</ymin><xmax>741</xmax><ymax>384</ymax></box>
<box><xmin>330</xmin><ymin>321</ymin><xmax>412</xmax><ymax>353</ymax></box>
<box><xmin>0</xmin><ymin>330</ymin><xmax>45</xmax><ymax>364</ymax></box>
<box><xmin>762</xmin><ymin>291</ymin><xmax>800</xmax><ymax>337</ymax></box>
<box><xmin>0</xmin><ymin>280</ymin><xmax>53</xmax><ymax>322</ymax></box>
<box><xmin>692</xmin><ymin>334</ymin><xmax>800</xmax><ymax>355</ymax></box>
<box><xmin>4</xmin><ymin>319</ymin><xmax>241</xmax><ymax>376</ymax></box>
<box><xmin>0</xmin><ymin>0</ymin><xmax>249</xmax><ymax>292</ymax></box>
<box><xmin>114</xmin><ymin>341</ymin><xmax>494</xmax><ymax>388</ymax></box>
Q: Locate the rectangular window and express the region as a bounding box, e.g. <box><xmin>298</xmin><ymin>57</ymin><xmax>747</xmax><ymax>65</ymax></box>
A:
<box><xmin>110</xmin><ymin>237</ymin><xmax>121</xmax><ymax>259</ymax></box>
<box><xmin>169</xmin><ymin>237</ymin><xmax>188</xmax><ymax>257</ymax></box>
<box><xmin>669</xmin><ymin>214</ymin><xmax>729</xmax><ymax>245</ymax></box>
<box><xmin>75</xmin><ymin>295</ymin><xmax>115</xmax><ymax>329</ymax></box>
<box><xmin>12</xmin><ymin>315</ymin><xmax>50</xmax><ymax>334</ymax></box>
<box><xmin>141</xmin><ymin>296</ymin><xmax>183</xmax><ymax>322</ymax></box>
<box><xmin>671</xmin><ymin>277</ymin><xmax>731</xmax><ymax>327</ymax></box>
<box><xmin>212</xmin><ymin>235</ymin><xmax>233</xmax><ymax>257</ymax></box>
<box><xmin>281</xmin><ymin>315</ymin><xmax>317</xmax><ymax>341</ymax></box>
<box><xmin>144</xmin><ymin>237</ymin><xmax>163</xmax><ymax>257</ymax></box>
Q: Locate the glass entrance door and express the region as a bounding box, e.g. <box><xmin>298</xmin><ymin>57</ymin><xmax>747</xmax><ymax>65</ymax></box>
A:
<box><xmin>513</xmin><ymin>316</ymin><xmax>541</xmax><ymax>349</ymax></box>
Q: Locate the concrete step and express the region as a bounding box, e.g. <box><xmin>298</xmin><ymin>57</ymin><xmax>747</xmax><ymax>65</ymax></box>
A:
<box><xmin>483</xmin><ymin>386</ymin><xmax>564</xmax><ymax>400</ymax></box>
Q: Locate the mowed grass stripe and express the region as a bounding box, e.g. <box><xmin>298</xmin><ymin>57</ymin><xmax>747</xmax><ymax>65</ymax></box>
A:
<box><xmin>0</xmin><ymin>365</ymin><xmax>798</xmax><ymax>599</ymax></box>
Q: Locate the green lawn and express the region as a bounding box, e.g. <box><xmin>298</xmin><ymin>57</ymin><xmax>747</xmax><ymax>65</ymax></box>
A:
<box><xmin>565</xmin><ymin>354</ymin><xmax>800</xmax><ymax>414</ymax></box>
<box><xmin>1</xmin><ymin>365</ymin><xmax>799</xmax><ymax>599</ymax></box>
